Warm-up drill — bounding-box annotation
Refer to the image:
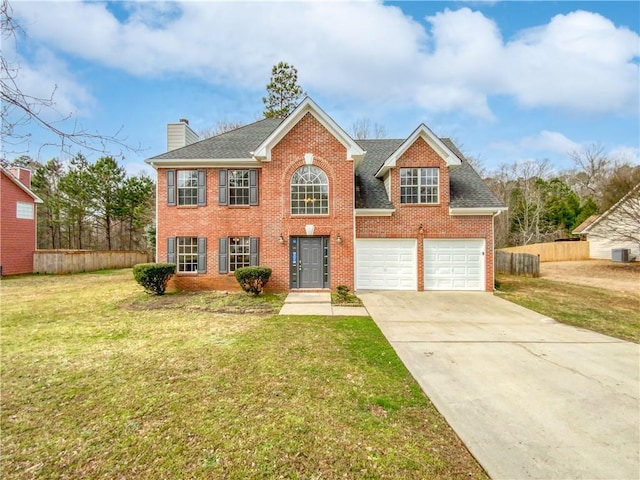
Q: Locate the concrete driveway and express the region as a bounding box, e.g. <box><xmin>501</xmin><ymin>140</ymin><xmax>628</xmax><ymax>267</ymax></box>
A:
<box><xmin>359</xmin><ymin>291</ymin><xmax>640</xmax><ymax>480</ymax></box>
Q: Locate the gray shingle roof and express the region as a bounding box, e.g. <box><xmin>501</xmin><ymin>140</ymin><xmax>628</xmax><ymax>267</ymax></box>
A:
<box><xmin>442</xmin><ymin>139</ymin><xmax>505</xmax><ymax>209</ymax></box>
<box><xmin>355</xmin><ymin>138</ymin><xmax>504</xmax><ymax>210</ymax></box>
<box><xmin>148</xmin><ymin>119</ymin><xmax>504</xmax><ymax>211</ymax></box>
<box><xmin>355</xmin><ymin>139</ymin><xmax>403</xmax><ymax>209</ymax></box>
<box><xmin>149</xmin><ymin>118</ymin><xmax>284</xmax><ymax>160</ymax></box>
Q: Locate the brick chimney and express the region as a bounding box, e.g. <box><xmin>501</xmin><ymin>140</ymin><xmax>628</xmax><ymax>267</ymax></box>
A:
<box><xmin>9</xmin><ymin>167</ymin><xmax>32</xmax><ymax>189</ymax></box>
<box><xmin>167</xmin><ymin>118</ymin><xmax>199</xmax><ymax>151</ymax></box>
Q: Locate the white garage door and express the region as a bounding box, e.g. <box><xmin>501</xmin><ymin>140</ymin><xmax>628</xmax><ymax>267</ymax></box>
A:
<box><xmin>424</xmin><ymin>239</ymin><xmax>485</xmax><ymax>291</ymax></box>
<box><xmin>356</xmin><ymin>239</ymin><xmax>417</xmax><ymax>290</ymax></box>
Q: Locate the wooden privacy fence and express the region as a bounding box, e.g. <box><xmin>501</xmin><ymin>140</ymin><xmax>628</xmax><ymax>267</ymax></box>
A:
<box><xmin>495</xmin><ymin>250</ymin><xmax>540</xmax><ymax>277</ymax></box>
<box><xmin>34</xmin><ymin>250</ymin><xmax>148</xmax><ymax>274</ymax></box>
<box><xmin>500</xmin><ymin>241</ymin><xmax>589</xmax><ymax>262</ymax></box>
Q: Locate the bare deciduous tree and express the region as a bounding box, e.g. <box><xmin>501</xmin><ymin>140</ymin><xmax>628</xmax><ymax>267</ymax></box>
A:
<box><xmin>1</xmin><ymin>0</ymin><xmax>139</xmax><ymax>157</ymax></box>
<box><xmin>197</xmin><ymin>119</ymin><xmax>245</xmax><ymax>139</ymax></box>
<box><xmin>350</xmin><ymin>117</ymin><xmax>387</xmax><ymax>139</ymax></box>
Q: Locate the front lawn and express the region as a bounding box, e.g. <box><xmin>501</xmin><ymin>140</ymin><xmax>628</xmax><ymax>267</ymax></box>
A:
<box><xmin>496</xmin><ymin>274</ymin><xmax>640</xmax><ymax>343</ymax></box>
<box><xmin>1</xmin><ymin>270</ymin><xmax>486</xmax><ymax>479</ymax></box>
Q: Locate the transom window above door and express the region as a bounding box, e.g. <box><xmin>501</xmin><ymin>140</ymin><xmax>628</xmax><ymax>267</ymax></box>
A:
<box><xmin>400</xmin><ymin>167</ymin><xmax>439</xmax><ymax>204</ymax></box>
<box><xmin>291</xmin><ymin>165</ymin><xmax>329</xmax><ymax>215</ymax></box>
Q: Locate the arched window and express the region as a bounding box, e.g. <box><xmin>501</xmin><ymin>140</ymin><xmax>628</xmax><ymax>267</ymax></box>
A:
<box><xmin>290</xmin><ymin>165</ymin><xmax>329</xmax><ymax>215</ymax></box>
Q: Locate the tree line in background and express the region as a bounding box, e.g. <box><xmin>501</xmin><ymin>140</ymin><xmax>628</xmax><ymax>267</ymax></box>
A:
<box><xmin>5</xmin><ymin>155</ymin><xmax>155</xmax><ymax>252</ymax></box>
<box><xmin>484</xmin><ymin>144</ymin><xmax>640</xmax><ymax>248</ymax></box>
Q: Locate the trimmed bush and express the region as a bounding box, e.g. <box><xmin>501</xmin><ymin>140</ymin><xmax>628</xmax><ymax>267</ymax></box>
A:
<box><xmin>336</xmin><ymin>285</ymin><xmax>350</xmax><ymax>300</ymax></box>
<box><xmin>133</xmin><ymin>263</ymin><xmax>176</xmax><ymax>295</ymax></box>
<box><xmin>234</xmin><ymin>266</ymin><xmax>272</xmax><ymax>296</ymax></box>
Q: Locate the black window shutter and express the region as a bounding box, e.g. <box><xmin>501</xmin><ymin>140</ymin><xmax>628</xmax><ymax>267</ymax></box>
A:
<box><xmin>197</xmin><ymin>237</ymin><xmax>207</xmax><ymax>273</ymax></box>
<box><xmin>167</xmin><ymin>237</ymin><xmax>176</xmax><ymax>264</ymax></box>
<box><xmin>219</xmin><ymin>170</ymin><xmax>228</xmax><ymax>205</ymax></box>
<box><xmin>218</xmin><ymin>237</ymin><xmax>228</xmax><ymax>274</ymax></box>
<box><xmin>167</xmin><ymin>170</ymin><xmax>176</xmax><ymax>206</ymax></box>
<box><xmin>249</xmin><ymin>237</ymin><xmax>259</xmax><ymax>266</ymax></box>
<box><xmin>197</xmin><ymin>170</ymin><xmax>207</xmax><ymax>206</ymax></box>
<box><xmin>249</xmin><ymin>170</ymin><xmax>258</xmax><ymax>205</ymax></box>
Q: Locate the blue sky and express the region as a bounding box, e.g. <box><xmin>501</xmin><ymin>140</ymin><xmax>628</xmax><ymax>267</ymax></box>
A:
<box><xmin>6</xmin><ymin>0</ymin><xmax>640</xmax><ymax>177</ymax></box>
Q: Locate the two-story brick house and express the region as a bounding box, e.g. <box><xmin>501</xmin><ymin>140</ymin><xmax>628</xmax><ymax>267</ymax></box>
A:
<box><xmin>1</xmin><ymin>167</ymin><xmax>43</xmax><ymax>276</ymax></box>
<box><xmin>147</xmin><ymin>98</ymin><xmax>505</xmax><ymax>292</ymax></box>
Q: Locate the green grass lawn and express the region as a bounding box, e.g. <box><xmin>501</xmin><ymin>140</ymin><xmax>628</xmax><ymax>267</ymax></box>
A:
<box><xmin>496</xmin><ymin>274</ymin><xmax>640</xmax><ymax>343</ymax></box>
<box><xmin>1</xmin><ymin>270</ymin><xmax>486</xmax><ymax>479</ymax></box>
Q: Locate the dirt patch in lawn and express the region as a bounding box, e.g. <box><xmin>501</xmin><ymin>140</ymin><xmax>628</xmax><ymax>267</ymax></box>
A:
<box><xmin>541</xmin><ymin>260</ymin><xmax>640</xmax><ymax>295</ymax></box>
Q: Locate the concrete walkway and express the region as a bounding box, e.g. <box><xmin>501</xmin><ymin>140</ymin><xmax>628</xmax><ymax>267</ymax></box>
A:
<box><xmin>359</xmin><ymin>290</ymin><xmax>640</xmax><ymax>480</ymax></box>
<box><xmin>279</xmin><ymin>292</ymin><xmax>369</xmax><ymax>316</ymax></box>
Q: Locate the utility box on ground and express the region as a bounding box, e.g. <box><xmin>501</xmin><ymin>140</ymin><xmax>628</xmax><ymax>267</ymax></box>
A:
<box><xmin>611</xmin><ymin>248</ymin><xmax>631</xmax><ymax>263</ymax></box>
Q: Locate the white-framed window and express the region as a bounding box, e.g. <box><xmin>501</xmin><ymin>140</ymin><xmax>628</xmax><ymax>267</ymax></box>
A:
<box><xmin>16</xmin><ymin>202</ymin><xmax>34</xmax><ymax>219</ymax></box>
<box><xmin>229</xmin><ymin>236</ymin><xmax>250</xmax><ymax>272</ymax></box>
<box><xmin>177</xmin><ymin>237</ymin><xmax>198</xmax><ymax>272</ymax></box>
<box><xmin>291</xmin><ymin>165</ymin><xmax>329</xmax><ymax>215</ymax></box>
<box><xmin>177</xmin><ymin>170</ymin><xmax>198</xmax><ymax>205</ymax></box>
<box><xmin>228</xmin><ymin>170</ymin><xmax>250</xmax><ymax>205</ymax></box>
<box><xmin>400</xmin><ymin>168</ymin><xmax>439</xmax><ymax>204</ymax></box>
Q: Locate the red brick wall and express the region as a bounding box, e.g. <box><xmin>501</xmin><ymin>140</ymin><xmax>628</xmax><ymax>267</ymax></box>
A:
<box><xmin>157</xmin><ymin>112</ymin><xmax>355</xmax><ymax>292</ymax></box>
<box><xmin>355</xmin><ymin>137</ymin><xmax>495</xmax><ymax>291</ymax></box>
<box><xmin>1</xmin><ymin>172</ymin><xmax>37</xmax><ymax>275</ymax></box>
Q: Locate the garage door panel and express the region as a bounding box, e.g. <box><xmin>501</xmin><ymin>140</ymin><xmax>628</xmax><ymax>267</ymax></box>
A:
<box><xmin>356</xmin><ymin>239</ymin><xmax>417</xmax><ymax>290</ymax></box>
<box><xmin>424</xmin><ymin>239</ymin><xmax>485</xmax><ymax>291</ymax></box>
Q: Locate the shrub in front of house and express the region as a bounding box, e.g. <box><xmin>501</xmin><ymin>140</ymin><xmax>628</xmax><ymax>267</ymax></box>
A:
<box><xmin>234</xmin><ymin>266</ymin><xmax>272</xmax><ymax>296</ymax></box>
<box><xmin>336</xmin><ymin>284</ymin><xmax>350</xmax><ymax>300</ymax></box>
<box><xmin>133</xmin><ymin>263</ymin><xmax>176</xmax><ymax>295</ymax></box>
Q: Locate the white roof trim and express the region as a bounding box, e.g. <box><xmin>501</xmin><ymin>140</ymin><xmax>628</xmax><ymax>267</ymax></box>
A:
<box><xmin>146</xmin><ymin>158</ymin><xmax>262</xmax><ymax>169</ymax></box>
<box><xmin>375</xmin><ymin>124</ymin><xmax>462</xmax><ymax>178</ymax></box>
<box><xmin>355</xmin><ymin>208</ymin><xmax>395</xmax><ymax>217</ymax></box>
<box><xmin>251</xmin><ymin>97</ymin><xmax>365</xmax><ymax>162</ymax></box>
<box><xmin>449</xmin><ymin>206</ymin><xmax>507</xmax><ymax>216</ymax></box>
<box><xmin>1</xmin><ymin>168</ymin><xmax>43</xmax><ymax>203</ymax></box>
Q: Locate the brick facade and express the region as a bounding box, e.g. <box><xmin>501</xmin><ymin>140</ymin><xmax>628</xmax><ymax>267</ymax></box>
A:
<box><xmin>158</xmin><ymin>113</ymin><xmax>356</xmax><ymax>292</ymax></box>
<box><xmin>355</xmin><ymin>137</ymin><xmax>495</xmax><ymax>291</ymax></box>
<box><xmin>152</xmin><ymin>101</ymin><xmax>500</xmax><ymax>293</ymax></box>
<box><xmin>0</xmin><ymin>170</ymin><xmax>38</xmax><ymax>276</ymax></box>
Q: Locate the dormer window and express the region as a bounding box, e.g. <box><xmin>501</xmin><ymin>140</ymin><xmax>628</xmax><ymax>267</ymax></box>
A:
<box><xmin>400</xmin><ymin>168</ymin><xmax>439</xmax><ymax>204</ymax></box>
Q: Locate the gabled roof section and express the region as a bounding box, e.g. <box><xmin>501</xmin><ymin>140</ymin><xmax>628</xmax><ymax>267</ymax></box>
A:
<box><xmin>146</xmin><ymin>118</ymin><xmax>283</xmax><ymax>166</ymax></box>
<box><xmin>1</xmin><ymin>168</ymin><xmax>43</xmax><ymax>203</ymax></box>
<box><xmin>355</xmin><ymin>138</ymin><xmax>505</xmax><ymax>212</ymax></box>
<box><xmin>577</xmin><ymin>183</ymin><xmax>640</xmax><ymax>234</ymax></box>
<box><xmin>375</xmin><ymin>124</ymin><xmax>462</xmax><ymax>178</ymax></box>
<box><xmin>442</xmin><ymin>139</ymin><xmax>505</xmax><ymax>212</ymax></box>
<box><xmin>251</xmin><ymin>97</ymin><xmax>365</xmax><ymax>162</ymax></box>
<box><xmin>571</xmin><ymin>215</ymin><xmax>599</xmax><ymax>235</ymax></box>
<box><xmin>355</xmin><ymin>139</ymin><xmax>403</xmax><ymax>209</ymax></box>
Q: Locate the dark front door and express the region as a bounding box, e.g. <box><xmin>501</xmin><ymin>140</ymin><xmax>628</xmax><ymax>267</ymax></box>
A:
<box><xmin>299</xmin><ymin>237</ymin><xmax>323</xmax><ymax>288</ymax></box>
<box><xmin>290</xmin><ymin>236</ymin><xmax>330</xmax><ymax>289</ymax></box>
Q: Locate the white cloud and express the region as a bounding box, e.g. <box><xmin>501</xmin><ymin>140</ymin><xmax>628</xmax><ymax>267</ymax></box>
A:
<box><xmin>608</xmin><ymin>146</ymin><xmax>640</xmax><ymax>164</ymax></box>
<box><xmin>11</xmin><ymin>2</ymin><xmax>640</xmax><ymax>118</ymax></box>
<box><xmin>521</xmin><ymin>130</ymin><xmax>581</xmax><ymax>155</ymax></box>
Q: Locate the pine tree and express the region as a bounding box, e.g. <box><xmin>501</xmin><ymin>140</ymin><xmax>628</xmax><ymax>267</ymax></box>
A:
<box><xmin>262</xmin><ymin>62</ymin><xmax>305</xmax><ymax>118</ymax></box>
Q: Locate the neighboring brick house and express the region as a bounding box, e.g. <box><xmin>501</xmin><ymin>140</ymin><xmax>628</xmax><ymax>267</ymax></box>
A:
<box><xmin>0</xmin><ymin>167</ymin><xmax>43</xmax><ymax>276</ymax></box>
<box><xmin>147</xmin><ymin>98</ymin><xmax>505</xmax><ymax>292</ymax></box>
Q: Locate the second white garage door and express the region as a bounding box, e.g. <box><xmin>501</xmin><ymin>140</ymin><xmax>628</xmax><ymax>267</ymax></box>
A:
<box><xmin>424</xmin><ymin>239</ymin><xmax>485</xmax><ymax>291</ymax></box>
<box><xmin>356</xmin><ymin>239</ymin><xmax>417</xmax><ymax>290</ymax></box>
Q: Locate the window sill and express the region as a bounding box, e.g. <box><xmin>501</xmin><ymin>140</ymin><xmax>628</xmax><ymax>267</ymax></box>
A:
<box><xmin>227</xmin><ymin>205</ymin><xmax>252</xmax><ymax>209</ymax></box>
<box><xmin>290</xmin><ymin>214</ymin><xmax>330</xmax><ymax>217</ymax></box>
<box><xmin>176</xmin><ymin>272</ymin><xmax>198</xmax><ymax>276</ymax></box>
<box><xmin>399</xmin><ymin>203</ymin><xmax>441</xmax><ymax>207</ymax></box>
<box><xmin>176</xmin><ymin>205</ymin><xmax>199</xmax><ymax>209</ymax></box>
